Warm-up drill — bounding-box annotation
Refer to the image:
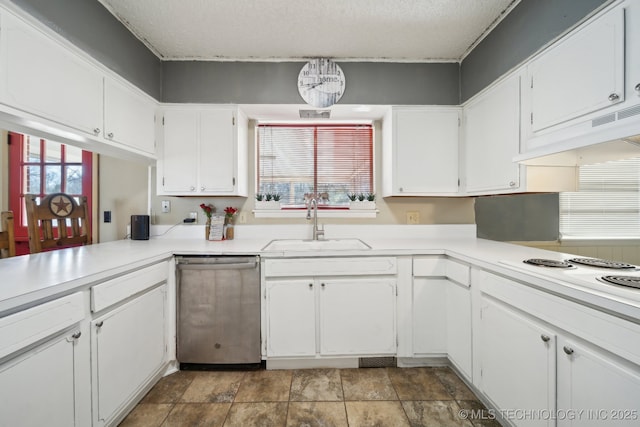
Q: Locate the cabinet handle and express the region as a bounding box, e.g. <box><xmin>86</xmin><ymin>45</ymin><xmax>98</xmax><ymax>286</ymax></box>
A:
<box><xmin>399</xmin><ymin>187</ymin><xmax>404</xmax><ymax>192</ymax></box>
<box><xmin>93</xmin><ymin>128</ymin><xmax>101</xmax><ymax>135</ymax></box>
<box><xmin>563</xmin><ymin>346</ymin><xmax>574</xmax><ymax>355</ymax></box>
<box><xmin>308</xmin><ymin>283</ymin><xmax>313</xmax><ymax>289</ymax></box>
<box><xmin>107</xmin><ymin>132</ymin><xmax>114</xmax><ymax>139</ymax></box>
<box><xmin>96</xmin><ymin>321</ymin><xmax>104</xmax><ymax>328</ymax></box>
<box><xmin>635</xmin><ymin>83</ymin><xmax>640</xmax><ymax>93</ymax></box>
<box><xmin>608</xmin><ymin>93</ymin><xmax>620</xmax><ymax>102</ymax></box>
<box><xmin>540</xmin><ymin>334</ymin><xmax>550</xmax><ymax>342</ymax></box>
<box><xmin>321</xmin><ymin>283</ymin><xmax>325</xmax><ymax>288</ymax></box>
<box><xmin>190</xmin><ymin>186</ymin><xmax>195</xmax><ymax>191</ymax></box>
<box><xmin>201</xmin><ymin>187</ymin><xmax>205</xmax><ymax>191</ymax></box>
<box><xmin>509</xmin><ymin>181</ymin><xmax>516</xmax><ymax>187</ymax></box>
<box><xmin>72</xmin><ymin>331</ymin><xmax>82</xmax><ymax>339</ymax></box>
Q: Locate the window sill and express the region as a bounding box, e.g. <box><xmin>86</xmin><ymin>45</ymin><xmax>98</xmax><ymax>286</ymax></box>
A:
<box><xmin>252</xmin><ymin>209</ymin><xmax>378</xmax><ymax>219</ymax></box>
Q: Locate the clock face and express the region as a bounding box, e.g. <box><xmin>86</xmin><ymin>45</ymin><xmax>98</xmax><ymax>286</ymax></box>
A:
<box><xmin>297</xmin><ymin>59</ymin><xmax>345</xmax><ymax>108</ymax></box>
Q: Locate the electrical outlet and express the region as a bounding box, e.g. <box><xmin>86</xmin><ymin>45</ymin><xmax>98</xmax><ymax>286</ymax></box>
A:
<box><xmin>407</xmin><ymin>211</ymin><xmax>420</xmax><ymax>224</ymax></box>
<box><xmin>161</xmin><ymin>200</ymin><xmax>170</xmax><ymax>213</ymax></box>
<box><xmin>238</xmin><ymin>212</ymin><xmax>247</xmax><ymax>224</ymax></box>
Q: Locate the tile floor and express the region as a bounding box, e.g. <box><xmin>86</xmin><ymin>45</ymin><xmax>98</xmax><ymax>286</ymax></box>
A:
<box><xmin>119</xmin><ymin>366</ymin><xmax>501</xmax><ymax>427</ymax></box>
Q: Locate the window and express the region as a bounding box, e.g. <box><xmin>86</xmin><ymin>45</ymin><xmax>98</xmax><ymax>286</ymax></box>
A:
<box><xmin>559</xmin><ymin>157</ymin><xmax>640</xmax><ymax>238</ymax></box>
<box><xmin>8</xmin><ymin>132</ymin><xmax>93</xmax><ymax>254</ymax></box>
<box><xmin>257</xmin><ymin>124</ymin><xmax>373</xmax><ymax>207</ymax></box>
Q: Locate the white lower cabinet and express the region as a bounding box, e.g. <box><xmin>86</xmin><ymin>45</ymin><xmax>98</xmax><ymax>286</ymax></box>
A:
<box><xmin>411</xmin><ymin>257</ymin><xmax>472</xmax><ymax>378</ymax></box>
<box><xmin>479</xmin><ymin>296</ymin><xmax>556</xmax><ymax>427</ymax></box>
<box><xmin>0</xmin><ymin>292</ymin><xmax>89</xmax><ymax>427</ymax></box>
<box><xmin>446</xmin><ymin>279</ymin><xmax>472</xmax><ymax>379</ymax></box>
<box><xmin>264</xmin><ymin>257</ymin><xmax>398</xmax><ymax>359</ymax></box>
<box><xmin>266</xmin><ymin>280</ymin><xmax>316</xmax><ymax>357</ymax></box>
<box><xmin>266</xmin><ymin>278</ymin><xmax>396</xmax><ymax>358</ymax></box>
<box><xmin>320</xmin><ymin>279</ymin><xmax>396</xmax><ymax>355</ymax></box>
<box><xmin>91</xmin><ymin>285</ymin><xmax>167</xmax><ymax>426</ymax></box>
<box><xmin>0</xmin><ymin>329</ymin><xmax>88</xmax><ymax>427</ymax></box>
<box><xmin>477</xmin><ymin>269</ymin><xmax>640</xmax><ymax>426</ymax></box>
<box><xmin>557</xmin><ymin>337</ymin><xmax>640</xmax><ymax>426</ymax></box>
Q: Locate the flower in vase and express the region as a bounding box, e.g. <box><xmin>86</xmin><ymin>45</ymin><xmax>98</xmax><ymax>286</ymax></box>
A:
<box><xmin>224</xmin><ymin>206</ymin><xmax>238</xmax><ymax>224</ymax></box>
<box><xmin>200</xmin><ymin>203</ymin><xmax>215</xmax><ymax>219</ymax></box>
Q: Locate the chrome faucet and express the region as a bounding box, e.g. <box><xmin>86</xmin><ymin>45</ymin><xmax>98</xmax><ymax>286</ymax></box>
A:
<box><xmin>306</xmin><ymin>198</ymin><xmax>324</xmax><ymax>240</ymax></box>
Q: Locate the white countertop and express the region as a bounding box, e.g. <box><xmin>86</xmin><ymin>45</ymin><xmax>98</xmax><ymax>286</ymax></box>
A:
<box><xmin>1</xmin><ymin>224</ymin><xmax>638</xmax><ymax>321</ymax></box>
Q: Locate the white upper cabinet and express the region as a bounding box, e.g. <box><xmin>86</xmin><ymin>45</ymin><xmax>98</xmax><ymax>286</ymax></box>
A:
<box><xmin>0</xmin><ymin>11</ymin><xmax>103</xmax><ymax>136</ymax></box>
<box><xmin>104</xmin><ymin>77</ymin><xmax>156</xmax><ymax>155</ymax></box>
<box><xmin>382</xmin><ymin>107</ymin><xmax>460</xmax><ymax>196</ymax></box>
<box><xmin>526</xmin><ymin>7</ymin><xmax>625</xmax><ymax>136</ymax></box>
<box><xmin>463</xmin><ymin>73</ymin><xmax>521</xmax><ymax>194</ymax></box>
<box><xmin>157</xmin><ymin>105</ymin><xmax>248</xmax><ymax>196</ymax></box>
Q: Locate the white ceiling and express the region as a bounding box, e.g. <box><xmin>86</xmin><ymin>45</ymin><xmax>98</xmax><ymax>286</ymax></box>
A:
<box><xmin>97</xmin><ymin>0</ymin><xmax>519</xmax><ymax>62</ymax></box>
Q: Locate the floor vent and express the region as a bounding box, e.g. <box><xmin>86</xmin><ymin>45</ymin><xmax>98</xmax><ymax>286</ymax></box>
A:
<box><xmin>617</xmin><ymin>104</ymin><xmax>640</xmax><ymax>121</ymax></box>
<box><xmin>592</xmin><ymin>112</ymin><xmax>616</xmax><ymax>127</ymax></box>
<box><xmin>358</xmin><ymin>357</ymin><xmax>396</xmax><ymax>368</ymax></box>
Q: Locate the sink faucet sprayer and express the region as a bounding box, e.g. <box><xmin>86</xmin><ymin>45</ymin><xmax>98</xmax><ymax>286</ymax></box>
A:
<box><xmin>306</xmin><ymin>198</ymin><xmax>325</xmax><ymax>240</ymax></box>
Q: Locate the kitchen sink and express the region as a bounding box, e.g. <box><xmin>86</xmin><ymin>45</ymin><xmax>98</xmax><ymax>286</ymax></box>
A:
<box><xmin>262</xmin><ymin>238</ymin><xmax>371</xmax><ymax>251</ymax></box>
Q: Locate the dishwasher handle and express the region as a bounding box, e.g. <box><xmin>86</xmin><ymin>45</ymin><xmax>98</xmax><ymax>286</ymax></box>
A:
<box><xmin>175</xmin><ymin>256</ymin><xmax>258</xmax><ymax>270</ymax></box>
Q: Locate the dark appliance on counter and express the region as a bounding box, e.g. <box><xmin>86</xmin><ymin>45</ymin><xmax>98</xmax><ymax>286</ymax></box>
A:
<box><xmin>130</xmin><ymin>215</ymin><xmax>150</xmax><ymax>240</ymax></box>
<box><xmin>176</xmin><ymin>255</ymin><xmax>261</xmax><ymax>368</ymax></box>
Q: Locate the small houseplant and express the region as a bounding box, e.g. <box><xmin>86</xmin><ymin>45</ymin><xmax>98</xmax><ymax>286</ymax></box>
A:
<box><xmin>223</xmin><ymin>206</ymin><xmax>238</xmax><ymax>240</ymax></box>
<box><xmin>349</xmin><ymin>192</ymin><xmax>376</xmax><ymax>210</ymax></box>
<box><xmin>255</xmin><ymin>193</ymin><xmax>281</xmax><ymax>209</ymax></box>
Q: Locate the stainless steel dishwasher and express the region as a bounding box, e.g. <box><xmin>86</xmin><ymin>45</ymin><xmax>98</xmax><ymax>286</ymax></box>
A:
<box><xmin>176</xmin><ymin>255</ymin><xmax>261</xmax><ymax>366</ymax></box>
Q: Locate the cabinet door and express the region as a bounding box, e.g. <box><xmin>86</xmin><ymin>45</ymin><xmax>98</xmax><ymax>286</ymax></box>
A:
<box><xmin>158</xmin><ymin>109</ymin><xmax>198</xmax><ymax>194</ymax></box>
<box><xmin>557</xmin><ymin>337</ymin><xmax>640</xmax><ymax>426</ymax></box>
<box><xmin>199</xmin><ymin>109</ymin><xmax>236</xmax><ymax>193</ymax></box>
<box><xmin>0</xmin><ymin>12</ymin><xmax>103</xmax><ymax>135</ymax></box>
<box><xmin>412</xmin><ymin>278</ymin><xmax>447</xmax><ymax>354</ymax></box>
<box><xmin>464</xmin><ymin>73</ymin><xmax>521</xmax><ymax>193</ymax></box>
<box><xmin>446</xmin><ymin>280</ymin><xmax>471</xmax><ymax>379</ymax></box>
<box><xmin>320</xmin><ymin>279</ymin><xmax>396</xmax><ymax>355</ymax></box>
<box><xmin>266</xmin><ymin>280</ymin><xmax>316</xmax><ymax>357</ymax></box>
<box><xmin>479</xmin><ymin>297</ymin><xmax>556</xmax><ymax>427</ymax></box>
<box><xmin>0</xmin><ymin>331</ymin><xmax>83</xmax><ymax>427</ymax></box>
<box><xmin>104</xmin><ymin>77</ymin><xmax>156</xmax><ymax>154</ymax></box>
<box><xmin>92</xmin><ymin>285</ymin><xmax>166</xmax><ymax>425</ymax></box>
<box><xmin>528</xmin><ymin>8</ymin><xmax>624</xmax><ymax>133</ymax></box>
<box><xmin>391</xmin><ymin>108</ymin><xmax>459</xmax><ymax>195</ymax></box>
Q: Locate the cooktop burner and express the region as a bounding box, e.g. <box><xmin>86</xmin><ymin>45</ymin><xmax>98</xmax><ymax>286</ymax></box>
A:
<box><xmin>523</xmin><ymin>259</ymin><xmax>573</xmax><ymax>268</ymax></box>
<box><xmin>567</xmin><ymin>258</ymin><xmax>637</xmax><ymax>270</ymax></box>
<box><xmin>597</xmin><ymin>275</ymin><xmax>640</xmax><ymax>289</ymax></box>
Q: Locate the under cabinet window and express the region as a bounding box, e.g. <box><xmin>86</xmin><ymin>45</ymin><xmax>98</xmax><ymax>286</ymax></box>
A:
<box><xmin>257</xmin><ymin>124</ymin><xmax>373</xmax><ymax>207</ymax></box>
<box><xmin>559</xmin><ymin>157</ymin><xmax>640</xmax><ymax>239</ymax></box>
<box><xmin>8</xmin><ymin>132</ymin><xmax>93</xmax><ymax>254</ymax></box>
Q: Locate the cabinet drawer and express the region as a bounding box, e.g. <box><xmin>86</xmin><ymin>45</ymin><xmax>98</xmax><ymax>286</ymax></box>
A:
<box><xmin>264</xmin><ymin>257</ymin><xmax>397</xmax><ymax>277</ymax></box>
<box><xmin>91</xmin><ymin>261</ymin><xmax>168</xmax><ymax>312</ymax></box>
<box><xmin>446</xmin><ymin>259</ymin><xmax>470</xmax><ymax>287</ymax></box>
<box><xmin>0</xmin><ymin>292</ymin><xmax>85</xmax><ymax>360</ymax></box>
<box><xmin>413</xmin><ymin>257</ymin><xmax>446</xmax><ymax>276</ymax></box>
<box><xmin>413</xmin><ymin>257</ymin><xmax>470</xmax><ymax>286</ymax></box>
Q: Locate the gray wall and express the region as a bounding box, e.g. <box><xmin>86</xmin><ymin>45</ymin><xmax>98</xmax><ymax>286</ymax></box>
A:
<box><xmin>460</xmin><ymin>0</ymin><xmax>608</xmax><ymax>101</ymax></box>
<box><xmin>162</xmin><ymin>61</ymin><xmax>459</xmax><ymax>105</ymax></box>
<box><xmin>11</xmin><ymin>0</ymin><xmax>162</xmax><ymax>99</ymax></box>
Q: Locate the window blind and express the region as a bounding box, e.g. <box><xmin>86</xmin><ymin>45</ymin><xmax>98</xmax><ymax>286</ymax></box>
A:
<box><xmin>257</xmin><ymin>124</ymin><xmax>373</xmax><ymax>206</ymax></box>
<box><xmin>559</xmin><ymin>157</ymin><xmax>640</xmax><ymax>238</ymax></box>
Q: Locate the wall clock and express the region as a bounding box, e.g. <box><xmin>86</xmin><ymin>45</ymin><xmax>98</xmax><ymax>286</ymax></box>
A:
<box><xmin>297</xmin><ymin>58</ymin><xmax>346</xmax><ymax>108</ymax></box>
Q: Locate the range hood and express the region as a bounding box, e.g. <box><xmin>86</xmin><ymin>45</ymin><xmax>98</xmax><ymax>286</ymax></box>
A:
<box><xmin>515</xmin><ymin>103</ymin><xmax>640</xmax><ymax>166</ymax></box>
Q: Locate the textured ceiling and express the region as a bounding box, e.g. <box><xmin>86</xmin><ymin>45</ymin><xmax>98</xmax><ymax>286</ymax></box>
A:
<box><xmin>97</xmin><ymin>0</ymin><xmax>519</xmax><ymax>62</ymax></box>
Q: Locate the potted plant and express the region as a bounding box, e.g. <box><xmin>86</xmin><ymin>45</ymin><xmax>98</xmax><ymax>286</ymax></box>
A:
<box><xmin>199</xmin><ymin>203</ymin><xmax>215</xmax><ymax>239</ymax></box>
<box><xmin>223</xmin><ymin>206</ymin><xmax>238</xmax><ymax>240</ymax></box>
<box><xmin>349</xmin><ymin>192</ymin><xmax>376</xmax><ymax>210</ymax></box>
<box><xmin>255</xmin><ymin>193</ymin><xmax>281</xmax><ymax>209</ymax></box>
